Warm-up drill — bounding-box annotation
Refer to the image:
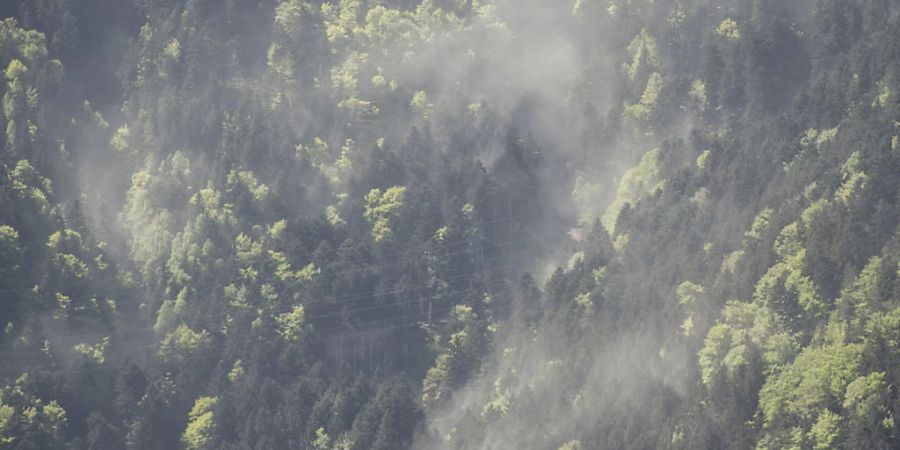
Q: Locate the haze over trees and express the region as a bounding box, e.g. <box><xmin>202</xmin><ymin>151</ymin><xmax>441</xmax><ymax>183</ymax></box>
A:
<box><xmin>1</xmin><ymin>0</ymin><xmax>899</xmax><ymax>449</ymax></box>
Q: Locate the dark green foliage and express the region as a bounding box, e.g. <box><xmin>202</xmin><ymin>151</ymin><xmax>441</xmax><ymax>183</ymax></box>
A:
<box><xmin>1</xmin><ymin>0</ymin><xmax>900</xmax><ymax>449</ymax></box>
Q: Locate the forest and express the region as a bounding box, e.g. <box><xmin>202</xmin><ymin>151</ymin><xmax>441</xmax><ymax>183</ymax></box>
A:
<box><xmin>0</xmin><ymin>0</ymin><xmax>899</xmax><ymax>448</ymax></box>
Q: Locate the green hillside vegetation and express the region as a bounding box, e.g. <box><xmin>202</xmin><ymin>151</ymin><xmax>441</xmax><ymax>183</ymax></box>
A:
<box><xmin>0</xmin><ymin>0</ymin><xmax>899</xmax><ymax>448</ymax></box>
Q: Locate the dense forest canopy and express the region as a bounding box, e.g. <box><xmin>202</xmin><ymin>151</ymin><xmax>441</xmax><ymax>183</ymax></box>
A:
<box><xmin>1</xmin><ymin>0</ymin><xmax>899</xmax><ymax>448</ymax></box>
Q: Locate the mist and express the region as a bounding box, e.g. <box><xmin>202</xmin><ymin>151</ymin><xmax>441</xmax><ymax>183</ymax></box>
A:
<box><xmin>3</xmin><ymin>0</ymin><xmax>900</xmax><ymax>449</ymax></box>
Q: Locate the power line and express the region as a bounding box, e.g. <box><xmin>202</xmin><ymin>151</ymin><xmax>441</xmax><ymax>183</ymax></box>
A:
<box><xmin>0</xmin><ymin>214</ymin><xmax>573</xmax><ymax>319</ymax></box>
<box><xmin>0</xmin><ymin>299</ymin><xmax>478</xmax><ymax>378</ymax></box>
<box><xmin>0</xmin><ymin>255</ymin><xmax>538</xmax><ymax>362</ymax></box>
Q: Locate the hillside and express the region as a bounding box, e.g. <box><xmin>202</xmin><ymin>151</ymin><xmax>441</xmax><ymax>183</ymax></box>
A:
<box><xmin>1</xmin><ymin>1</ymin><xmax>899</xmax><ymax>449</ymax></box>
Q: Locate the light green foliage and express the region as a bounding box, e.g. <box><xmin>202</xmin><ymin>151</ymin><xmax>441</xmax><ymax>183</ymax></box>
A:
<box><xmin>276</xmin><ymin>304</ymin><xmax>306</xmax><ymax>342</ymax></box>
<box><xmin>190</xmin><ymin>183</ymin><xmax>236</xmax><ymax>226</ymax></box>
<box><xmin>698</xmin><ymin>325</ymin><xmax>732</xmax><ymax>386</ymax></box>
<box><xmin>573</xmin><ymin>292</ymin><xmax>592</xmax><ymax>314</ymax></box>
<box><xmin>54</xmin><ymin>293</ymin><xmax>71</xmax><ymax>319</ymax></box>
<box><xmin>227</xmin><ymin>169</ymin><xmax>270</xmax><ymax>203</ymax></box>
<box><xmin>613</xmin><ymin>232</ymin><xmax>630</xmax><ymax>251</ymax></box>
<box><xmin>624</xmin><ymin>29</ymin><xmax>658</xmax><ymax>82</ymax></box>
<box><xmin>298</xmin><ymin>137</ymin><xmax>331</xmax><ymax>167</ymax></box>
<box><xmin>47</xmin><ymin>229</ymin><xmax>81</xmax><ymax>252</ymax></box>
<box><xmin>268</xmin><ymin>0</ymin><xmax>319</xmax><ymax>80</ymax></box>
<box><xmin>5</xmin><ymin>120</ymin><xmax>17</xmax><ymax>153</ymax></box>
<box><xmin>842</xmin><ymin>372</ymin><xmax>893</xmax><ymax>439</ymax></box>
<box><xmin>422</xmin><ymin>352</ymin><xmax>454</xmax><ymax>407</ymax></box>
<box><xmin>331</xmin><ymin>51</ymin><xmax>379</xmax><ymax>118</ymax></box>
<box><xmin>720</xmin><ymin>249</ymin><xmax>745</xmax><ymax>275</ymax></box>
<box><xmin>334</xmin><ymin>139</ymin><xmax>353</xmax><ymax>177</ymax></box>
<box><xmin>364</xmin><ymin>186</ymin><xmax>406</xmax><ymax>241</ymax></box>
<box><xmin>716</xmin><ymin>18</ymin><xmax>741</xmax><ymax>40</ymax></box>
<box><xmin>746</xmin><ymin>208</ymin><xmax>774</xmax><ymax>241</ymax></box>
<box><xmin>800</xmin><ymin>128</ymin><xmax>819</xmax><ymax>148</ymax></box>
<box><xmin>764</xmin><ymin>332</ymin><xmax>800</xmax><ymax>372</ymax></box>
<box><xmin>4</xmin><ymin>58</ymin><xmax>26</xmax><ymax>80</ymax></box>
<box><xmin>72</xmin><ymin>337</ymin><xmax>109</xmax><ymax>365</ymax></box>
<box><xmin>774</xmin><ymin>222</ymin><xmax>801</xmax><ymax>259</ymax></box>
<box><xmin>785</xmin><ymin>254</ymin><xmax>825</xmax><ymax>318</ymax></box>
<box><xmin>260</xmin><ymin>284</ymin><xmax>278</xmax><ymax>305</ymax></box>
<box><xmin>110</xmin><ymin>125</ymin><xmax>131</xmax><ymax>154</ymax></box>
<box><xmin>758</xmin><ymin>343</ymin><xmax>864</xmax><ymax>446</ymax></box>
<box><xmin>7</xmin><ymin>160</ymin><xmax>51</xmax><ymax>211</ymax></box>
<box><xmin>228</xmin><ymin>359</ymin><xmax>244</xmax><ymax>383</ymax></box>
<box><xmin>4</xmin><ymin>64</ymin><xmax>33</xmax><ymax>153</ymax></box>
<box><xmin>322</xmin><ymin>0</ymin><xmax>363</xmax><ymax>46</ymax></box>
<box><xmin>268</xmin><ymin>219</ymin><xmax>287</xmax><ymax>241</ymax></box>
<box><xmin>306</xmin><ymin>138</ymin><xmax>355</xmax><ymax>187</ymax></box>
<box><xmin>677</xmin><ymin>281</ymin><xmax>704</xmax><ymax>336</ymax></box>
<box><xmin>0</xmin><ymin>20</ymin><xmax>59</xmax><ymax>157</ymax></box>
<box><xmin>842</xmin><ymin>256</ymin><xmax>883</xmax><ymax>314</ymax></box>
<box><xmin>754</xmin><ymin>250</ymin><xmax>826</xmax><ymax>324</ymax></box>
<box><xmin>371</xmin><ymin>71</ymin><xmax>386</xmax><ymax>88</ymax></box>
<box><xmin>313</xmin><ymin>427</ymin><xmax>331</xmax><ymax>450</ymax></box>
<box><xmin>423</xmin><ymin>305</ymin><xmax>485</xmax><ymax>408</ymax></box>
<box><xmin>410</xmin><ymin>90</ymin><xmax>432</xmax><ymax>118</ymax></box>
<box><xmin>224</xmin><ymin>284</ymin><xmax>250</xmax><ymax>311</ymax></box>
<box><xmin>800</xmin><ymin>199</ymin><xmax>829</xmax><ymax>229</ymax></box>
<box><xmin>158</xmin><ymin>39</ymin><xmax>181</xmax><ymax>78</ymax></box>
<box><xmin>434</xmin><ymin>226</ymin><xmax>448</xmax><ymax>241</ymax></box>
<box><xmin>696</xmin><ymin>149</ymin><xmax>711</xmax><ymax>170</ymax></box>
<box><xmin>272</xmin><ymin>249</ymin><xmax>319</xmax><ymax>283</ymax></box>
<box><xmin>863</xmin><ymin>307</ymin><xmax>900</xmax><ymax>355</ymax></box>
<box><xmin>330</xmin><ymin>51</ymin><xmax>365</xmax><ymax>97</ymax></box>
<box><xmin>668</xmin><ymin>3</ymin><xmax>686</xmax><ymax>26</ymax></box>
<box><xmin>155</xmin><ymin>288</ymin><xmax>188</xmax><ymax>333</ymax></box>
<box><xmin>624</xmin><ymin>72</ymin><xmax>664</xmax><ymax>122</ymax></box>
<box><xmin>816</xmin><ymin>127</ymin><xmax>838</xmax><ymax>148</ymax></box>
<box><xmin>363</xmin><ymin>6</ymin><xmax>427</xmax><ymax>49</ymax></box>
<box><xmin>688</xmin><ymin>80</ymin><xmax>708</xmax><ymax>112</ymax></box>
<box><xmin>699</xmin><ymin>301</ymin><xmax>794</xmax><ymax>390</ymax></box>
<box><xmin>332</xmin><ymin>434</ymin><xmax>354</xmax><ymax>450</ymax></box>
<box><xmin>182</xmin><ymin>396</ymin><xmax>217</xmax><ymax>450</ymax></box>
<box><xmin>165</xmin><ymin>221</ymin><xmax>213</xmax><ymax>286</ymax></box>
<box><xmin>4</xmin><ymin>2</ymin><xmax>900</xmax><ymax>449</ymax></box>
<box><xmin>450</xmin><ymin>304</ymin><xmax>475</xmax><ymax>324</ymax></box>
<box><xmin>0</xmin><ymin>403</ymin><xmax>12</xmax><ymax>444</ymax></box>
<box><xmin>0</xmin><ymin>225</ymin><xmax>22</xmax><ymax>275</ymax></box>
<box><xmin>872</xmin><ymin>79</ymin><xmax>891</xmax><ymax>108</ymax></box>
<box><xmin>677</xmin><ymin>281</ymin><xmax>703</xmax><ymax>306</ymax></box>
<box><xmin>338</xmin><ymin>96</ymin><xmax>379</xmax><ymax>117</ymax></box>
<box><xmin>326</xmin><ymin>204</ymin><xmax>344</xmax><ymax>226</ymax></box>
<box><xmin>808</xmin><ymin>409</ymin><xmax>842</xmax><ymax>450</ymax></box>
<box><xmin>319</xmin><ymin>0</ymin><xmax>468</xmax><ymax>121</ymax></box>
<box><xmin>159</xmin><ymin>325</ymin><xmax>212</xmax><ymax>365</ymax></box>
<box><xmin>567</xmin><ymin>251</ymin><xmax>585</xmax><ymax>270</ymax></box>
<box><xmin>47</xmin><ymin>229</ymin><xmax>90</xmax><ymax>280</ymax></box>
<box><xmin>235</xmin><ymin>233</ymin><xmax>263</xmax><ymax>265</ymax></box>
<box><xmin>121</xmin><ymin>169</ymin><xmax>176</xmax><ymax>280</ymax></box>
<box><xmin>0</xmin><ymin>375</ymin><xmax>67</xmax><ymax>447</ymax></box>
<box><xmin>270</xmin><ymin>250</ymin><xmax>290</xmax><ymax>279</ymax></box>
<box><xmin>481</xmin><ymin>376</ymin><xmax>512</xmax><ymax>419</ymax></box>
<box><xmin>161</xmin><ymin>39</ymin><xmax>181</xmax><ymax>61</ymax></box>
<box><xmin>602</xmin><ymin>148</ymin><xmax>661</xmax><ymax>232</ymax></box>
<box><xmin>836</xmin><ymin>151</ymin><xmax>867</xmax><ymax>205</ymax></box>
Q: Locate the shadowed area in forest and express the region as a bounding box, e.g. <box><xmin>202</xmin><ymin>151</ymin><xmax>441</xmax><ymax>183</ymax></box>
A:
<box><xmin>1</xmin><ymin>0</ymin><xmax>900</xmax><ymax>449</ymax></box>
